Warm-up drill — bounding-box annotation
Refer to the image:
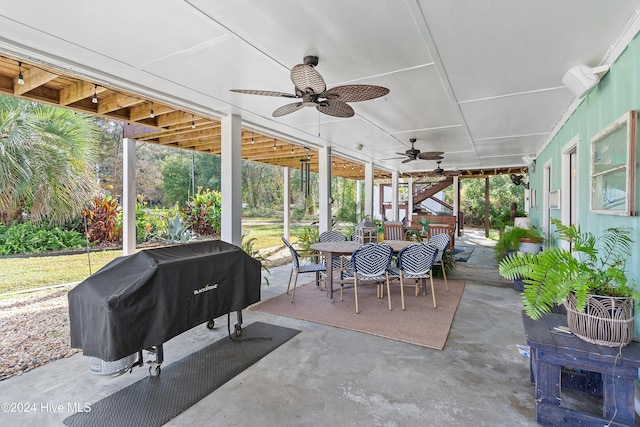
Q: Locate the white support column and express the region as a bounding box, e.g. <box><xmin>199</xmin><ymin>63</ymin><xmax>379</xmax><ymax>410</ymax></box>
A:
<box><xmin>122</xmin><ymin>138</ymin><xmax>136</xmax><ymax>255</ymax></box>
<box><xmin>391</xmin><ymin>171</ymin><xmax>399</xmax><ymax>221</ymax></box>
<box><xmin>364</xmin><ymin>162</ymin><xmax>374</xmax><ymax>220</ymax></box>
<box><xmin>318</xmin><ymin>146</ymin><xmax>332</xmax><ymax>233</ymax></box>
<box><xmin>283</xmin><ymin>167</ymin><xmax>291</xmax><ymax>242</ymax></box>
<box><xmin>453</xmin><ymin>176</ymin><xmax>460</xmax><ymax>236</ymax></box>
<box><xmin>407</xmin><ymin>176</ymin><xmax>415</xmax><ymax>226</ymax></box>
<box><xmin>356</xmin><ymin>180</ymin><xmax>362</xmax><ymax>222</ymax></box>
<box><xmin>220</xmin><ymin>114</ymin><xmax>242</xmax><ymax>246</ymax></box>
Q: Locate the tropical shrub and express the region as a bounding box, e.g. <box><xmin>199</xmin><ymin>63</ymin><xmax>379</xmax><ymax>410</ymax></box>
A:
<box><xmin>0</xmin><ymin>221</ymin><xmax>87</xmax><ymax>255</ymax></box>
<box><xmin>164</xmin><ymin>215</ymin><xmax>193</xmax><ymax>243</ymax></box>
<box><xmin>241</xmin><ymin>231</ymin><xmax>270</xmax><ymax>286</ymax></box>
<box><xmin>83</xmin><ymin>194</ymin><xmax>120</xmax><ymax>243</ymax></box>
<box><xmin>182</xmin><ymin>188</ymin><xmax>221</xmax><ymax>237</ymax></box>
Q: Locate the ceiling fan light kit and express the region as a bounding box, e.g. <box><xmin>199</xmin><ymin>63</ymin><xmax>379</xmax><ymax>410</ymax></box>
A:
<box><xmin>231</xmin><ymin>56</ymin><xmax>389</xmax><ymax>118</ymax></box>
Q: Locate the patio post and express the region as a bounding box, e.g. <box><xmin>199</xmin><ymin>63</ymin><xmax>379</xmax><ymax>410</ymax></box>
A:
<box><xmin>283</xmin><ymin>167</ymin><xmax>291</xmax><ymax>242</ymax></box>
<box><xmin>391</xmin><ymin>171</ymin><xmax>399</xmax><ymax>221</ymax></box>
<box><xmin>122</xmin><ymin>138</ymin><xmax>136</xmax><ymax>255</ymax></box>
<box><xmin>220</xmin><ymin>114</ymin><xmax>242</xmax><ymax>246</ymax></box>
<box><xmin>318</xmin><ymin>146</ymin><xmax>331</xmax><ymax>233</ymax></box>
<box><xmin>364</xmin><ymin>162</ymin><xmax>374</xmax><ymax>220</ymax></box>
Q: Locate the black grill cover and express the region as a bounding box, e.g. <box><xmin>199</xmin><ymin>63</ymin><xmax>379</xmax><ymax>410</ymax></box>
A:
<box><xmin>68</xmin><ymin>240</ymin><xmax>261</xmax><ymax>361</ymax></box>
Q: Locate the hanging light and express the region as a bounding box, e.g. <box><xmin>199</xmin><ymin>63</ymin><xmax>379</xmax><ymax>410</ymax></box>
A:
<box><xmin>291</xmin><ymin>145</ymin><xmax>294</xmax><ymax>155</ymax></box>
<box><xmin>91</xmin><ymin>85</ymin><xmax>98</xmax><ymax>104</ymax></box>
<box><xmin>149</xmin><ymin>102</ymin><xmax>155</xmax><ymax>118</ymax></box>
<box><xmin>17</xmin><ymin>62</ymin><xmax>24</xmax><ymax>85</ymax></box>
<box><xmin>191</xmin><ymin>114</ymin><xmax>195</xmax><ymax>129</ymax></box>
<box><xmin>273</xmin><ymin>138</ymin><xmax>277</xmax><ymax>150</ymax></box>
<box><xmin>251</xmin><ymin>133</ymin><xmax>255</xmax><ymax>144</ymax></box>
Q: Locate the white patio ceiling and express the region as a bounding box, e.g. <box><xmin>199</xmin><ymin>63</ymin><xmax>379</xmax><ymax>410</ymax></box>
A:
<box><xmin>0</xmin><ymin>0</ymin><xmax>639</xmax><ymax>177</ymax></box>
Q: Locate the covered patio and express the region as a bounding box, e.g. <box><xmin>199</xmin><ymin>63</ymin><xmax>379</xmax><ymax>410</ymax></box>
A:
<box><xmin>2</xmin><ymin>2</ymin><xmax>640</xmax><ymax>426</ymax></box>
<box><xmin>0</xmin><ymin>231</ymin><xmax>542</xmax><ymax>426</ymax></box>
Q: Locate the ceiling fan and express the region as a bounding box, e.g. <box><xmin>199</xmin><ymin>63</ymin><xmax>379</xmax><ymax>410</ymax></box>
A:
<box><xmin>230</xmin><ymin>56</ymin><xmax>389</xmax><ymax>118</ymax></box>
<box><xmin>510</xmin><ymin>173</ymin><xmax>529</xmax><ymax>189</ymax></box>
<box><xmin>394</xmin><ymin>138</ymin><xmax>444</xmax><ymax>163</ymax></box>
<box><xmin>427</xmin><ymin>161</ymin><xmax>459</xmax><ymax>177</ymax></box>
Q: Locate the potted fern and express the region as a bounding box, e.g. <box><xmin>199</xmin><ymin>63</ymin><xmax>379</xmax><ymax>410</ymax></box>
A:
<box><xmin>498</xmin><ymin>218</ymin><xmax>638</xmax><ymax>347</ymax></box>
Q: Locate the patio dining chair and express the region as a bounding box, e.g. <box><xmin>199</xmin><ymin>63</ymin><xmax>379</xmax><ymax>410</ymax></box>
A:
<box><xmin>383</xmin><ymin>221</ymin><xmax>405</xmax><ymax>241</ymax></box>
<box><xmin>428</xmin><ymin>233</ymin><xmax>450</xmax><ymax>291</ymax></box>
<box><xmin>395</xmin><ymin>242</ymin><xmax>439</xmax><ymax>308</ymax></box>
<box><xmin>282</xmin><ymin>237</ymin><xmax>326</xmax><ymax>303</ymax></box>
<box><xmin>428</xmin><ymin>224</ymin><xmax>453</xmax><ymax>250</ymax></box>
<box><xmin>318</xmin><ymin>231</ymin><xmax>352</xmax><ymax>286</ymax></box>
<box><xmin>340</xmin><ymin>243</ymin><xmax>394</xmax><ymax>314</ymax></box>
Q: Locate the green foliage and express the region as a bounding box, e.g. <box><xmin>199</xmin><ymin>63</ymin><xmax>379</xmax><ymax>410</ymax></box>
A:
<box><xmin>498</xmin><ymin>218</ymin><xmax>637</xmax><ymax>320</ymax></box>
<box><xmin>83</xmin><ymin>194</ymin><xmax>121</xmax><ymax>243</ymax></box>
<box><xmin>163</xmin><ymin>215</ymin><xmax>193</xmax><ymax>243</ymax></box>
<box><xmin>460</xmin><ymin>175</ymin><xmax>523</xmax><ymax>228</ymax></box>
<box><xmin>133</xmin><ymin>201</ymin><xmax>165</xmax><ymax>243</ymax></box>
<box><xmin>296</xmin><ymin>226</ymin><xmax>320</xmax><ymax>250</ymax></box>
<box><xmin>181</xmin><ymin>188</ymin><xmax>221</xmax><ymax>237</ymax></box>
<box><xmin>0</xmin><ymin>96</ymin><xmax>99</xmax><ymax>225</ymax></box>
<box><xmin>432</xmin><ymin>249</ymin><xmax>455</xmax><ymax>279</ymax></box>
<box><xmin>495</xmin><ymin>226</ymin><xmax>544</xmax><ymax>263</ymax></box>
<box><xmin>0</xmin><ymin>221</ymin><xmax>87</xmax><ymax>255</ymax></box>
<box><xmin>241</xmin><ymin>231</ymin><xmax>270</xmax><ymax>286</ymax></box>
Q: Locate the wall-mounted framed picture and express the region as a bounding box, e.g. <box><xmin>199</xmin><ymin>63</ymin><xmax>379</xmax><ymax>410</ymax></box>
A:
<box><xmin>590</xmin><ymin>110</ymin><xmax>637</xmax><ymax>216</ymax></box>
<box><xmin>549</xmin><ymin>190</ymin><xmax>560</xmax><ymax>209</ymax></box>
<box><xmin>530</xmin><ymin>189</ymin><xmax>537</xmax><ymax>208</ymax></box>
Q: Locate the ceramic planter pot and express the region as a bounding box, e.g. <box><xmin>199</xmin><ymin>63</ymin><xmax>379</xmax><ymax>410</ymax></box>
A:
<box><xmin>518</xmin><ymin>238</ymin><xmax>542</xmax><ymax>255</ymax></box>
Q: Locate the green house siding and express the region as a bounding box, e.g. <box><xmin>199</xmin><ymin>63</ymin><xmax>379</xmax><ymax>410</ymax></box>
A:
<box><xmin>529</xmin><ymin>31</ymin><xmax>640</xmax><ymax>330</ymax></box>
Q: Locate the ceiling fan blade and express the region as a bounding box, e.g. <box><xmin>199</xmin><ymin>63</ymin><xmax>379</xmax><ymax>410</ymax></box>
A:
<box><xmin>273</xmin><ymin>102</ymin><xmax>304</xmax><ymax>117</ymax></box>
<box><xmin>230</xmin><ymin>89</ymin><xmax>297</xmax><ymax>98</ymax></box>
<box><xmin>316</xmin><ymin>100</ymin><xmax>354</xmax><ymax>118</ymax></box>
<box><xmin>418</xmin><ymin>155</ymin><xmax>444</xmax><ymax>161</ymax></box>
<box><xmin>417</xmin><ymin>151</ymin><xmax>445</xmax><ymax>160</ymax></box>
<box><xmin>291</xmin><ymin>64</ymin><xmax>326</xmax><ymax>94</ymax></box>
<box><xmin>324</xmin><ymin>85</ymin><xmax>390</xmax><ymax>102</ymax></box>
<box><xmin>402</xmin><ymin>157</ymin><xmax>415</xmax><ymax>164</ymax></box>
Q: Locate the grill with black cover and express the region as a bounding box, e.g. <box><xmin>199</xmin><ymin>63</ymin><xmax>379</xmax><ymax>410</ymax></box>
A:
<box><xmin>68</xmin><ymin>240</ymin><xmax>261</xmax><ymax>375</ymax></box>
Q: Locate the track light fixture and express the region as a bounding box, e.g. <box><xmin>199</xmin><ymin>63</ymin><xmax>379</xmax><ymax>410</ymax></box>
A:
<box><xmin>17</xmin><ymin>62</ymin><xmax>24</xmax><ymax>85</ymax></box>
<box><xmin>91</xmin><ymin>85</ymin><xmax>98</xmax><ymax>104</ymax></box>
<box><xmin>191</xmin><ymin>114</ymin><xmax>195</xmax><ymax>129</ymax></box>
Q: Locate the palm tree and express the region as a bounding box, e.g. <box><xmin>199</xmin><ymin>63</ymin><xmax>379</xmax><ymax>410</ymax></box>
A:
<box><xmin>0</xmin><ymin>97</ymin><xmax>99</xmax><ymax>225</ymax></box>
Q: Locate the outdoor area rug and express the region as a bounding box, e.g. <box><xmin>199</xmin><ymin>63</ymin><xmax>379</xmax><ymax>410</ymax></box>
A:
<box><xmin>63</xmin><ymin>322</ymin><xmax>300</xmax><ymax>427</ymax></box>
<box><xmin>454</xmin><ymin>245</ymin><xmax>475</xmax><ymax>262</ymax></box>
<box><xmin>251</xmin><ymin>279</ymin><xmax>464</xmax><ymax>350</ymax></box>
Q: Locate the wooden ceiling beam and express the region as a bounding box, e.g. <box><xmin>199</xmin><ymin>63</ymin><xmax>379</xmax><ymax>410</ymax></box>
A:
<box><xmin>156</xmin><ymin>111</ymin><xmax>194</xmax><ymax>128</ymax></box>
<box><xmin>129</xmin><ymin>102</ymin><xmax>174</xmax><ymax>122</ymax></box>
<box><xmin>59</xmin><ymin>81</ymin><xmax>104</xmax><ymax>106</ymax></box>
<box><xmin>98</xmin><ymin>93</ymin><xmax>144</xmax><ymax>114</ymax></box>
<box><xmin>13</xmin><ymin>66</ymin><xmax>57</xmax><ymax>96</ymax></box>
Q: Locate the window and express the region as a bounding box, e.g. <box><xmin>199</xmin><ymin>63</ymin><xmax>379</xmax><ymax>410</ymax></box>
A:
<box><xmin>590</xmin><ymin>111</ymin><xmax>636</xmax><ymax>216</ymax></box>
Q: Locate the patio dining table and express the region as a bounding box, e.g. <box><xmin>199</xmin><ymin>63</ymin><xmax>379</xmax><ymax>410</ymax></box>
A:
<box><xmin>310</xmin><ymin>240</ymin><xmax>414</xmax><ymax>301</ymax></box>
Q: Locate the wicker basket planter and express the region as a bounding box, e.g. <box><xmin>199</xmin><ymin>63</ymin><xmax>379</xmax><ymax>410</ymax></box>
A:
<box><xmin>564</xmin><ymin>293</ymin><xmax>634</xmax><ymax>347</ymax></box>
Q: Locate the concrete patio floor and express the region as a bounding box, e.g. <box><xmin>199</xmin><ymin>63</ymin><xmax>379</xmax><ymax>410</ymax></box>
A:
<box><xmin>0</xmin><ymin>230</ymin><xmax>539</xmax><ymax>426</ymax></box>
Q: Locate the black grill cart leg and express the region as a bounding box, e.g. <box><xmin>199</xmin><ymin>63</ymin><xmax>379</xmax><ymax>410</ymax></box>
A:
<box><xmin>234</xmin><ymin>311</ymin><xmax>243</xmax><ymax>337</ymax></box>
<box><xmin>147</xmin><ymin>344</ymin><xmax>163</xmax><ymax>377</ymax></box>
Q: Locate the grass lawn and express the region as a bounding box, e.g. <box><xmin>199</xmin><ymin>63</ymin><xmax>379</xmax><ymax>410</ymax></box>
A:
<box><xmin>0</xmin><ymin>222</ymin><xmax>315</xmax><ymax>296</ymax></box>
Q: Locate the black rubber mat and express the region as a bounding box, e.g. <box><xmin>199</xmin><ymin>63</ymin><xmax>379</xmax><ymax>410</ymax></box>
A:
<box><xmin>63</xmin><ymin>322</ymin><xmax>300</xmax><ymax>427</ymax></box>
